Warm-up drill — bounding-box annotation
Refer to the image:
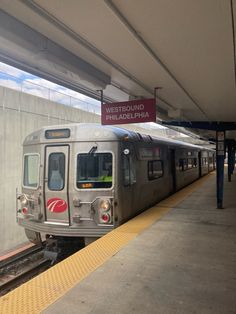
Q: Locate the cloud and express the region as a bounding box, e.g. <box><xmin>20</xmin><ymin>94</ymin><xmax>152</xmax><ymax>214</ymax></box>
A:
<box><xmin>0</xmin><ymin>79</ymin><xmax>21</xmax><ymax>90</ymax></box>
<box><xmin>25</xmin><ymin>77</ymin><xmax>64</xmax><ymax>90</ymax></box>
<box><xmin>25</xmin><ymin>77</ymin><xmax>100</xmax><ymax>105</ymax></box>
<box><xmin>20</xmin><ymin>80</ymin><xmax>101</xmax><ymax>114</ymax></box>
<box><xmin>0</xmin><ymin>62</ymin><xmax>33</xmax><ymax>79</ymax></box>
<box><xmin>21</xmin><ymin>83</ymin><xmax>49</xmax><ymax>98</ymax></box>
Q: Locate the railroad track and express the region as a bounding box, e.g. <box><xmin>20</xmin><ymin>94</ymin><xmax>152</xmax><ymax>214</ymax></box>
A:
<box><xmin>0</xmin><ymin>243</ymin><xmax>45</xmax><ymax>269</ymax></box>
<box><xmin>0</xmin><ymin>243</ymin><xmax>50</xmax><ymax>296</ymax></box>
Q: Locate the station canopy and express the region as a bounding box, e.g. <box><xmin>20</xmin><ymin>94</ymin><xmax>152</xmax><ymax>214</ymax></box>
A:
<box><xmin>0</xmin><ymin>0</ymin><xmax>235</xmax><ymax>142</ymax></box>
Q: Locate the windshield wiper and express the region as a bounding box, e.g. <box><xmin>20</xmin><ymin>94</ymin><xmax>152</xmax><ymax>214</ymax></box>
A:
<box><xmin>88</xmin><ymin>145</ymin><xmax>97</xmax><ymax>154</ymax></box>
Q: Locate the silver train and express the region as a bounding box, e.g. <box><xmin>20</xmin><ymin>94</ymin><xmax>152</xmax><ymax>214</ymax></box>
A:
<box><xmin>17</xmin><ymin>124</ymin><xmax>215</xmax><ymax>246</ymax></box>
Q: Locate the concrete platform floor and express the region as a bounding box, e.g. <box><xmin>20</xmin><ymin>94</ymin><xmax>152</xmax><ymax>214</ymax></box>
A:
<box><xmin>44</xmin><ymin>173</ymin><xmax>236</xmax><ymax>314</ymax></box>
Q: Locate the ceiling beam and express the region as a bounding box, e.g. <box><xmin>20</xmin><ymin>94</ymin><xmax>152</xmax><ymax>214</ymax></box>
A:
<box><xmin>104</xmin><ymin>0</ymin><xmax>209</xmax><ymax>120</ymax></box>
<box><xmin>0</xmin><ymin>9</ymin><xmax>114</xmax><ymax>102</ymax></box>
<box><xmin>162</xmin><ymin>121</ymin><xmax>236</xmax><ymax>131</ymax></box>
<box><xmin>230</xmin><ymin>0</ymin><xmax>236</xmax><ymax>86</ymax></box>
<box><xmin>20</xmin><ymin>0</ymin><xmax>182</xmax><ymax>113</ymax></box>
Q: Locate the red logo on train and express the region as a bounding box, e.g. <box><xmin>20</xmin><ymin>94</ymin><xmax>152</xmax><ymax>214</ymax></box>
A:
<box><xmin>47</xmin><ymin>198</ymin><xmax>68</xmax><ymax>213</ymax></box>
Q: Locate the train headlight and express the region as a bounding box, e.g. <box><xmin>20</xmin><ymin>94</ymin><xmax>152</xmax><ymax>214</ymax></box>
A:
<box><xmin>100</xmin><ymin>199</ymin><xmax>111</xmax><ymax>211</ymax></box>
<box><xmin>98</xmin><ymin>199</ymin><xmax>112</xmax><ymax>224</ymax></box>
<box><xmin>20</xmin><ymin>194</ymin><xmax>29</xmax><ymax>206</ymax></box>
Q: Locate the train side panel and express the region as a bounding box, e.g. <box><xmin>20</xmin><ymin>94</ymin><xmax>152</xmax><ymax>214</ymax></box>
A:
<box><xmin>175</xmin><ymin>148</ymin><xmax>200</xmax><ymax>190</ymax></box>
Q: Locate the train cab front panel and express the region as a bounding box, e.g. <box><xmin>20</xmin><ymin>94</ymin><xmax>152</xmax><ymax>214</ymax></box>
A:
<box><xmin>68</xmin><ymin>141</ymin><xmax>117</xmax><ymax>233</ymax></box>
<box><xmin>17</xmin><ymin>146</ymin><xmax>44</xmax><ymax>224</ymax></box>
<box><xmin>17</xmin><ymin>126</ymin><xmax>119</xmax><ymax>242</ymax></box>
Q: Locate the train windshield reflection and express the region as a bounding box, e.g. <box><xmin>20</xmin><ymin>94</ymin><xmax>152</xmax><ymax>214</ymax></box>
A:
<box><xmin>23</xmin><ymin>154</ymin><xmax>39</xmax><ymax>188</ymax></box>
<box><xmin>77</xmin><ymin>153</ymin><xmax>112</xmax><ymax>189</ymax></box>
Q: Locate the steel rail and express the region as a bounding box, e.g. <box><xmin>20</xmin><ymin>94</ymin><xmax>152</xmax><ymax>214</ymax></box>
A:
<box><xmin>0</xmin><ymin>243</ymin><xmax>45</xmax><ymax>269</ymax></box>
<box><xmin>0</xmin><ymin>259</ymin><xmax>50</xmax><ymax>296</ymax></box>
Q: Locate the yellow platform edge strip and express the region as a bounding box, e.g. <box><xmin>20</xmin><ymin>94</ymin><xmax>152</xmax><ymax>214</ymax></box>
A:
<box><xmin>0</xmin><ymin>174</ymin><xmax>213</xmax><ymax>314</ymax></box>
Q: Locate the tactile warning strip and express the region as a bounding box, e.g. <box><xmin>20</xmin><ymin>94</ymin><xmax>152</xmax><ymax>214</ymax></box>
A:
<box><xmin>0</xmin><ymin>174</ymin><xmax>212</xmax><ymax>313</ymax></box>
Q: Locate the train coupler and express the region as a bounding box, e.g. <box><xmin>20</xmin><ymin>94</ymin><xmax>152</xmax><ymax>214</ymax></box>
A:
<box><xmin>43</xmin><ymin>235</ymin><xmax>85</xmax><ymax>264</ymax></box>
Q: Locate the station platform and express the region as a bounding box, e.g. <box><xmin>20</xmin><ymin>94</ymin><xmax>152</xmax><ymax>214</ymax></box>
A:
<box><xmin>1</xmin><ymin>171</ymin><xmax>236</xmax><ymax>313</ymax></box>
<box><xmin>0</xmin><ymin>242</ymin><xmax>33</xmax><ymax>262</ymax></box>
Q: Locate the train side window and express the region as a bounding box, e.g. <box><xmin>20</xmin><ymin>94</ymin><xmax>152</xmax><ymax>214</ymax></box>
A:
<box><xmin>123</xmin><ymin>155</ymin><xmax>130</xmax><ymax>186</ymax></box>
<box><xmin>188</xmin><ymin>158</ymin><xmax>197</xmax><ymax>169</ymax></box>
<box><xmin>209</xmin><ymin>157</ymin><xmax>213</xmax><ymax>166</ymax></box>
<box><xmin>123</xmin><ymin>155</ymin><xmax>136</xmax><ymax>186</ymax></box>
<box><xmin>201</xmin><ymin>157</ymin><xmax>208</xmax><ymax>166</ymax></box>
<box><xmin>183</xmin><ymin>159</ymin><xmax>187</xmax><ymax>170</ymax></box>
<box><xmin>148</xmin><ymin>160</ymin><xmax>163</xmax><ymax>180</ymax></box>
<box><xmin>179</xmin><ymin>158</ymin><xmax>187</xmax><ymax>171</ymax></box>
<box><xmin>179</xmin><ymin>159</ymin><xmax>184</xmax><ymax>171</ymax></box>
<box><xmin>187</xmin><ymin>158</ymin><xmax>192</xmax><ymax>169</ymax></box>
<box><xmin>23</xmin><ymin>154</ymin><xmax>39</xmax><ymax>188</ymax></box>
<box><xmin>48</xmin><ymin>153</ymin><xmax>65</xmax><ymax>191</ymax></box>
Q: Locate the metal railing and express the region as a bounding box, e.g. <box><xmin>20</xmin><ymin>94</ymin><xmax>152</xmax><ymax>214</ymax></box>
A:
<box><xmin>0</xmin><ymin>71</ymin><xmax>101</xmax><ymax>115</ymax></box>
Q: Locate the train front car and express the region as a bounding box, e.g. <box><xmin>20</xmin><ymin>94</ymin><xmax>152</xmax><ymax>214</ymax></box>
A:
<box><xmin>17</xmin><ymin>123</ymin><xmax>215</xmax><ymax>252</ymax></box>
<box><xmin>17</xmin><ymin>124</ymin><xmax>125</xmax><ymax>246</ymax></box>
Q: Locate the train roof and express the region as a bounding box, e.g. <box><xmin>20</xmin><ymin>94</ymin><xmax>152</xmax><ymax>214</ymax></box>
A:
<box><xmin>23</xmin><ymin>123</ymin><xmax>214</xmax><ymax>151</ymax></box>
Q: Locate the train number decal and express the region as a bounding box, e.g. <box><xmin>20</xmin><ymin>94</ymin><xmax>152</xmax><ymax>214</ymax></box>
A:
<box><xmin>47</xmin><ymin>198</ymin><xmax>68</xmax><ymax>213</ymax></box>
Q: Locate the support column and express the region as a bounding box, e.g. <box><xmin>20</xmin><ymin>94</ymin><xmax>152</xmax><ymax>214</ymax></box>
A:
<box><xmin>233</xmin><ymin>147</ymin><xmax>236</xmax><ymax>173</ymax></box>
<box><xmin>216</xmin><ymin>131</ymin><xmax>225</xmax><ymax>209</ymax></box>
<box><xmin>227</xmin><ymin>141</ymin><xmax>234</xmax><ymax>182</ymax></box>
<box><xmin>216</xmin><ymin>154</ymin><xmax>224</xmax><ymax>208</ymax></box>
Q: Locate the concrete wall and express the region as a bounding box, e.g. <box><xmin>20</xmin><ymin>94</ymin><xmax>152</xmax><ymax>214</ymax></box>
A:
<box><xmin>0</xmin><ymin>86</ymin><xmax>167</xmax><ymax>253</ymax></box>
<box><xmin>0</xmin><ymin>86</ymin><xmax>101</xmax><ymax>252</ymax></box>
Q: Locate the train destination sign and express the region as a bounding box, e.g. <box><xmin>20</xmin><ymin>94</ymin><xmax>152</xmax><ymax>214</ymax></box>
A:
<box><xmin>101</xmin><ymin>98</ymin><xmax>156</xmax><ymax>125</ymax></box>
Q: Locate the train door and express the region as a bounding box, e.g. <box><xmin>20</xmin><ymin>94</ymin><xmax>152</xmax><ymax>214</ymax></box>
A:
<box><xmin>44</xmin><ymin>145</ymin><xmax>70</xmax><ymax>224</ymax></box>
<box><xmin>170</xmin><ymin>149</ymin><xmax>176</xmax><ymax>193</ymax></box>
<box><xmin>121</xmin><ymin>143</ymin><xmax>136</xmax><ymax>217</ymax></box>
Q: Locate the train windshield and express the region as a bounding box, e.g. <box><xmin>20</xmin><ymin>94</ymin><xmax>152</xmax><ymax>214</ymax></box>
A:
<box><xmin>77</xmin><ymin>153</ymin><xmax>112</xmax><ymax>189</ymax></box>
<box><xmin>23</xmin><ymin>154</ymin><xmax>39</xmax><ymax>188</ymax></box>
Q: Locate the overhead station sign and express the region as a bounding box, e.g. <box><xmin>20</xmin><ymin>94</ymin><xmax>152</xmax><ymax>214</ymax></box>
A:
<box><xmin>101</xmin><ymin>98</ymin><xmax>156</xmax><ymax>125</ymax></box>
